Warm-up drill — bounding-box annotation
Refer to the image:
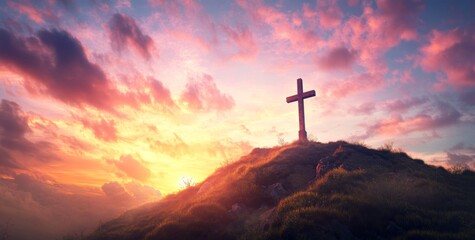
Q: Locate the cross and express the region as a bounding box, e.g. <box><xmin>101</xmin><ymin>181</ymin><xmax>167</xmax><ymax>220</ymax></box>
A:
<box><xmin>286</xmin><ymin>78</ymin><xmax>316</xmax><ymax>142</ymax></box>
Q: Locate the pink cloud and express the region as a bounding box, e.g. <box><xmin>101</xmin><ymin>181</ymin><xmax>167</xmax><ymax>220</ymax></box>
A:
<box><xmin>316</xmin><ymin>46</ymin><xmax>357</xmax><ymax>70</ymax></box>
<box><xmin>180</xmin><ymin>73</ymin><xmax>234</xmax><ymax>112</ymax></box>
<box><xmin>332</xmin><ymin>0</ymin><xmax>424</xmax><ymax>73</ymax></box>
<box><xmin>81</xmin><ymin>118</ymin><xmax>118</xmax><ymax>142</ymax></box>
<box><xmin>421</xmin><ymin>28</ymin><xmax>475</xmax><ymax>87</ymax></box>
<box><xmin>317</xmin><ymin>0</ymin><xmax>343</xmax><ymax>29</ymax></box>
<box><xmin>221</xmin><ymin>25</ymin><xmax>258</xmax><ymax>60</ymax></box>
<box><xmin>237</xmin><ymin>0</ymin><xmax>320</xmax><ymax>52</ymax></box>
<box><xmin>148</xmin><ymin>77</ymin><xmax>175</xmax><ymax>107</ymax></box>
<box><xmin>322</xmin><ymin>72</ymin><xmax>383</xmax><ymax>98</ymax></box>
<box><xmin>356</xmin><ymin>101</ymin><xmax>461</xmax><ymax>139</ymax></box>
<box><xmin>348</xmin><ymin>102</ymin><xmax>375</xmax><ymax>115</ymax></box>
<box><xmin>383</xmin><ymin>96</ymin><xmax>429</xmax><ymax>114</ymax></box>
<box><xmin>108</xmin><ymin>155</ymin><xmax>151</xmax><ymax>182</ymax></box>
<box><xmin>374</xmin><ymin>0</ymin><xmax>424</xmax><ymax>41</ymax></box>
<box><xmin>108</xmin><ymin>13</ymin><xmax>155</xmax><ymax>60</ymax></box>
<box><xmin>8</xmin><ymin>1</ymin><xmax>58</xmax><ymax>24</ymax></box>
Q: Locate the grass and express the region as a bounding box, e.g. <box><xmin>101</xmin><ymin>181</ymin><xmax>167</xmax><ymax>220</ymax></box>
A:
<box><xmin>88</xmin><ymin>141</ymin><xmax>475</xmax><ymax>240</ymax></box>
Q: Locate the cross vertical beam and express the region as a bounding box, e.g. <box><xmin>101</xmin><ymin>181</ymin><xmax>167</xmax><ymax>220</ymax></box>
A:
<box><xmin>286</xmin><ymin>78</ymin><xmax>316</xmax><ymax>142</ymax></box>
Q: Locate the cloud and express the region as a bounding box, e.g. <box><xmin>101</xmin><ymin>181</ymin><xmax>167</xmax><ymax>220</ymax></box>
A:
<box><xmin>0</xmin><ymin>100</ymin><xmax>33</xmax><ymax>152</ymax></box>
<box><xmin>221</xmin><ymin>25</ymin><xmax>258</xmax><ymax>60</ymax></box>
<box><xmin>180</xmin><ymin>73</ymin><xmax>234</xmax><ymax>112</ymax></box>
<box><xmin>150</xmin><ymin>133</ymin><xmax>189</xmax><ymax>158</ymax></box>
<box><xmin>333</xmin><ymin>0</ymin><xmax>424</xmax><ymax>73</ymax></box>
<box><xmin>383</xmin><ymin>96</ymin><xmax>429</xmax><ymax>114</ymax></box>
<box><xmin>108</xmin><ymin>13</ymin><xmax>155</xmax><ymax>60</ymax></box>
<box><xmin>374</xmin><ymin>0</ymin><xmax>424</xmax><ymax>41</ymax></box>
<box><xmin>102</xmin><ymin>181</ymin><xmax>161</xmax><ymax>203</ymax></box>
<box><xmin>317</xmin><ymin>0</ymin><xmax>343</xmax><ymax>28</ymax></box>
<box><xmin>101</xmin><ymin>181</ymin><xmax>134</xmax><ymax>202</ymax></box>
<box><xmin>8</xmin><ymin>1</ymin><xmax>58</xmax><ymax>24</ymax></box>
<box><xmin>0</xmin><ymin>173</ymin><xmax>161</xmax><ymax>240</ymax></box>
<box><xmin>81</xmin><ymin>118</ymin><xmax>118</xmax><ymax>142</ymax></box>
<box><xmin>356</xmin><ymin>101</ymin><xmax>461</xmax><ymax>139</ymax></box>
<box><xmin>0</xmin><ymin>28</ymin><xmax>124</xmax><ymax>111</ymax></box>
<box><xmin>459</xmin><ymin>88</ymin><xmax>475</xmax><ymax>105</ymax></box>
<box><xmin>237</xmin><ymin>0</ymin><xmax>320</xmax><ymax>52</ymax></box>
<box><xmin>421</xmin><ymin>27</ymin><xmax>475</xmax><ymax>87</ymax></box>
<box><xmin>348</xmin><ymin>102</ymin><xmax>375</xmax><ymax>115</ymax></box>
<box><xmin>322</xmin><ymin>72</ymin><xmax>383</xmax><ymax>98</ymax></box>
<box><xmin>108</xmin><ymin>155</ymin><xmax>151</xmax><ymax>182</ymax></box>
<box><xmin>124</xmin><ymin>181</ymin><xmax>162</xmax><ymax>202</ymax></box>
<box><xmin>446</xmin><ymin>153</ymin><xmax>475</xmax><ymax>168</ymax></box>
<box><xmin>317</xmin><ymin>46</ymin><xmax>357</xmax><ymax>70</ymax></box>
<box><xmin>0</xmin><ymin>99</ymin><xmax>57</xmax><ymax>165</ymax></box>
<box><xmin>148</xmin><ymin>77</ymin><xmax>175</xmax><ymax>107</ymax></box>
<box><xmin>0</xmin><ymin>148</ymin><xmax>23</xmax><ymax>169</ymax></box>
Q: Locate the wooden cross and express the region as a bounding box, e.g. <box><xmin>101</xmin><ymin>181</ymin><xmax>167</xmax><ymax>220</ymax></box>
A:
<box><xmin>286</xmin><ymin>78</ymin><xmax>316</xmax><ymax>142</ymax></box>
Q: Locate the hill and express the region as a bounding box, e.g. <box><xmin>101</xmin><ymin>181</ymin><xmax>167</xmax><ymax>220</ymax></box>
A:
<box><xmin>88</xmin><ymin>141</ymin><xmax>475</xmax><ymax>240</ymax></box>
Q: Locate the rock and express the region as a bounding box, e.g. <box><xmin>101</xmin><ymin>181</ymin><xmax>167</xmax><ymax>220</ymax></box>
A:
<box><xmin>258</xmin><ymin>207</ymin><xmax>275</xmax><ymax>231</ymax></box>
<box><xmin>316</xmin><ymin>145</ymin><xmax>345</xmax><ymax>178</ymax></box>
<box><xmin>265</xmin><ymin>182</ymin><xmax>289</xmax><ymax>201</ymax></box>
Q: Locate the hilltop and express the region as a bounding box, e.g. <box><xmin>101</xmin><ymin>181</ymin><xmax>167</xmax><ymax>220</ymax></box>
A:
<box><xmin>89</xmin><ymin>141</ymin><xmax>475</xmax><ymax>240</ymax></box>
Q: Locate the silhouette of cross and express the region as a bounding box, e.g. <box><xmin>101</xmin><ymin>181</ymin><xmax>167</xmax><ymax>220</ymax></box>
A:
<box><xmin>286</xmin><ymin>78</ymin><xmax>316</xmax><ymax>142</ymax></box>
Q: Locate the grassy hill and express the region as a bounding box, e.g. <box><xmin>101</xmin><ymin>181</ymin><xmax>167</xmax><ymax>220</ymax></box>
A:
<box><xmin>88</xmin><ymin>141</ymin><xmax>475</xmax><ymax>240</ymax></box>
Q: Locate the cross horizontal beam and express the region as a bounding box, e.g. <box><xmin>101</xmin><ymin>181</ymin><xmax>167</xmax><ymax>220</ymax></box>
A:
<box><xmin>286</xmin><ymin>90</ymin><xmax>316</xmax><ymax>103</ymax></box>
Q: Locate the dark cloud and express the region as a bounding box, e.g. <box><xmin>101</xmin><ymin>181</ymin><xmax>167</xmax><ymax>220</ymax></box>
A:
<box><xmin>0</xmin><ymin>99</ymin><xmax>56</xmax><ymax>163</ymax></box>
<box><xmin>108</xmin><ymin>13</ymin><xmax>154</xmax><ymax>60</ymax></box>
<box><xmin>459</xmin><ymin>88</ymin><xmax>475</xmax><ymax>105</ymax></box>
<box><xmin>0</xmin><ymin>148</ymin><xmax>23</xmax><ymax>169</ymax></box>
<box><xmin>0</xmin><ymin>28</ymin><xmax>125</xmax><ymax>111</ymax></box>
<box><xmin>180</xmin><ymin>73</ymin><xmax>234</xmax><ymax>112</ymax></box>
<box><xmin>0</xmin><ymin>99</ymin><xmax>35</xmax><ymax>152</ymax></box>
<box><xmin>108</xmin><ymin>155</ymin><xmax>151</xmax><ymax>182</ymax></box>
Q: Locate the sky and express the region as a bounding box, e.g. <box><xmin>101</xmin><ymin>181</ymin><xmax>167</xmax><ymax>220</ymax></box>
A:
<box><xmin>1</xmin><ymin>0</ymin><xmax>475</xmax><ymax>238</ymax></box>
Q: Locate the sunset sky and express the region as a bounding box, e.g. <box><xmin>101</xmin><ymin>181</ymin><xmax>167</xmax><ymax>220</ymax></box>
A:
<box><xmin>1</xmin><ymin>0</ymin><xmax>475</xmax><ymax>238</ymax></box>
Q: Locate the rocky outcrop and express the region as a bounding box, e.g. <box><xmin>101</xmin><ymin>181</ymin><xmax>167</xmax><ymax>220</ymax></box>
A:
<box><xmin>316</xmin><ymin>145</ymin><xmax>346</xmax><ymax>178</ymax></box>
<box><xmin>265</xmin><ymin>182</ymin><xmax>289</xmax><ymax>201</ymax></box>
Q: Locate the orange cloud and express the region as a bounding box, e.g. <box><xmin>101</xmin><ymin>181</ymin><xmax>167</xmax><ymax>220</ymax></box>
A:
<box><xmin>108</xmin><ymin>155</ymin><xmax>151</xmax><ymax>182</ymax></box>
<box><xmin>81</xmin><ymin>118</ymin><xmax>118</xmax><ymax>142</ymax></box>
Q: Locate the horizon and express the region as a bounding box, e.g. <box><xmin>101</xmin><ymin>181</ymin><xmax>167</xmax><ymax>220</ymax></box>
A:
<box><xmin>0</xmin><ymin>0</ymin><xmax>475</xmax><ymax>238</ymax></box>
